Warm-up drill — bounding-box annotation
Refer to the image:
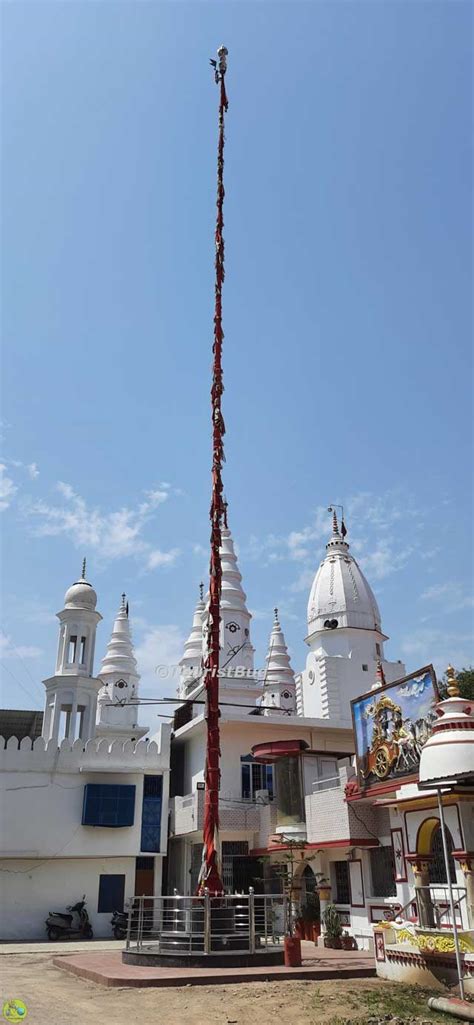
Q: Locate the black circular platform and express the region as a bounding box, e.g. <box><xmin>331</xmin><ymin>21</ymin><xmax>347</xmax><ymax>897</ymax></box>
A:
<box><xmin>123</xmin><ymin>947</ymin><xmax>285</xmax><ymax>968</ymax></box>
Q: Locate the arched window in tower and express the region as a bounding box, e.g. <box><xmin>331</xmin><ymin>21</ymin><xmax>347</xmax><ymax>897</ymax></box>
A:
<box><xmin>68</xmin><ymin>635</ymin><xmax>77</xmax><ymax>663</ymax></box>
<box><xmin>429</xmin><ymin>825</ymin><xmax>456</xmax><ymax>884</ymax></box>
<box><xmin>79</xmin><ymin>636</ymin><xmax>87</xmax><ymax>664</ymax></box>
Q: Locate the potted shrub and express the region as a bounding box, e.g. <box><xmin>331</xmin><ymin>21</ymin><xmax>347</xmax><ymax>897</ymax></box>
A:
<box><xmin>300</xmin><ymin>891</ymin><xmax>321</xmax><ymax>940</ymax></box>
<box><xmin>341</xmin><ymin>929</ymin><xmax>356</xmax><ymax>950</ymax></box>
<box><xmin>323</xmin><ymin>903</ymin><xmax>343</xmax><ymax>949</ymax></box>
<box><xmin>269</xmin><ymin>835</ymin><xmax>320</xmax><ymax>966</ymax></box>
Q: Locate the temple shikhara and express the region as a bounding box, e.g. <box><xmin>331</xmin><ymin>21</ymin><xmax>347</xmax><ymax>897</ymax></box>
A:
<box><xmin>0</xmin><ymin>44</ymin><xmax>472</xmax><ymax>997</ymax></box>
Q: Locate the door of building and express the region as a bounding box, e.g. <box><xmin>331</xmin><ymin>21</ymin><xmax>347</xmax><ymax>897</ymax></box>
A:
<box><xmin>135</xmin><ymin>856</ymin><xmax>154</xmax><ymax>897</ymax></box>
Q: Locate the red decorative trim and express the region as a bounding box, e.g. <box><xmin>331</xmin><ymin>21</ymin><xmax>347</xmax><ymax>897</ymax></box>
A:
<box><xmin>251</xmin><ymin>739</ymin><xmax>309</xmax><ymax>763</ymax></box>
<box><xmin>249</xmin><ymin>838</ymin><xmax>377</xmax><ymax>856</ymax></box>
<box><xmin>385</xmin><ymin>948</ymin><xmax>474</xmax><ymax>971</ymax></box>
<box><xmin>391</xmin><ymin>827</ymin><xmax>407</xmax><ymax>882</ymax></box>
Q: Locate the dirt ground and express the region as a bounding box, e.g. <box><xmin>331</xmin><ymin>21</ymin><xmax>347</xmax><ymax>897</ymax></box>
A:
<box><xmin>0</xmin><ymin>953</ymin><xmax>454</xmax><ymax>1025</ymax></box>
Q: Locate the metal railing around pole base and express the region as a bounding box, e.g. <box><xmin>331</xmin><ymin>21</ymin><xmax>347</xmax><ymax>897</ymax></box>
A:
<box><xmin>126</xmin><ymin>892</ymin><xmax>287</xmax><ymax>956</ymax></box>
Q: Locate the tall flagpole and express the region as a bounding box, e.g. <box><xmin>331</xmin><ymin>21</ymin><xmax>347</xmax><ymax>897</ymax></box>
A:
<box><xmin>198</xmin><ymin>45</ymin><xmax>229</xmax><ymax>896</ymax></box>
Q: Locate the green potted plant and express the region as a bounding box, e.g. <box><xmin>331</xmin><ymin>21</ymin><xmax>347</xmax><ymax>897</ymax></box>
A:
<box><xmin>323</xmin><ymin>903</ymin><xmax>343</xmax><ymax>948</ymax></box>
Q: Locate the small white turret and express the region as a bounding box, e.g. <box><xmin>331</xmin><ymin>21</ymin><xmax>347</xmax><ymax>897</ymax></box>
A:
<box><xmin>261</xmin><ymin>609</ymin><xmax>296</xmax><ymax>716</ymax></box>
<box><xmin>42</xmin><ymin>561</ymin><xmax>103</xmax><ymax>743</ymax></box>
<box><xmin>178</xmin><ymin>584</ymin><xmax>205</xmax><ymax>699</ymax></box>
<box><xmin>96</xmin><ymin>595</ymin><xmax>147</xmax><ymax>742</ymax></box>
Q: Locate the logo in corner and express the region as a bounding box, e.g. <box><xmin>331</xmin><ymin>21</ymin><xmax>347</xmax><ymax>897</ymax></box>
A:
<box><xmin>2</xmin><ymin>1001</ymin><xmax>28</xmax><ymax>1023</ymax></box>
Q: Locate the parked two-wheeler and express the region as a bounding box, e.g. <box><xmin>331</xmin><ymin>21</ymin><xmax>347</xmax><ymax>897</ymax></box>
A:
<box><xmin>45</xmin><ymin>896</ymin><xmax>93</xmax><ymax>941</ymax></box>
<box><xmin>110</xmin><ymin>908</ymin><xmax>128</xmax><ymax>940</ymax></box>
<box><xmin>111</xmin><ymin>899</ymin><xmax>152</xmax><ymax>940</ymax></box>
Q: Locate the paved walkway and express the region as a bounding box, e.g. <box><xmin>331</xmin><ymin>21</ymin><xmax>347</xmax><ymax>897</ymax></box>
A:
<box><xmin>0</xmin><ymin>939</ymin><xmax>123</xmax><ymax>956</ymax></box>
<box><xmin>53</xmin><ymin>943</ymin><xmax>376</xmax><ymax>988</ymax></box>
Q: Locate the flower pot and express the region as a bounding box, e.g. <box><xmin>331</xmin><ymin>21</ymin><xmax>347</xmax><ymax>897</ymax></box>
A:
<box><xmin>341</xmin><ymin>936</ymin><xmax>354</xmax><ymax>950</ymax></box>
<box><xmin>284</xmin><ymin>935</ymin><xmax>302</xmax><ymax>967</ymax></box>
<box><xmin>323</xmin><ymin>936</ymin><xmax>332</xmax><ymax>948</ymax></box>
<box><xmin>333</xmin><ymin>937</ymin><xmax>343</xmax><ymax>949</ymax></box>
<box><xmin>317</xmin><ymin>886</ymin><xmax>332</xmax><ymax>902</ymax></box>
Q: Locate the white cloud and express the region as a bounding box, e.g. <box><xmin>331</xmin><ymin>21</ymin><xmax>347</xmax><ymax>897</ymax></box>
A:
<box><xmin>0</xmin><ymin>633</ymin><xmax>43</xmax><ymax>660</ymax></box>
<box><xmin>0</xmin><ymin>464</ymin><xmax>18</xmax><ymax>511</ymax></box>
<box><xmin>27</xmin><ymin>463</ymin><xmax>39</xmax><ymax>479</ymax></box>
<box><xmin>23</xmin><ymin>481</ymin><xmax>180</xmax><ymax>570</ymax></box>
<box><xmin>147</xmin><ymin>547</ymin><xmax>181</xmax><ymax>570</ymax></box>
<box><xmin>288</xmin><ymin>568</ymin><xmax>315</xmax><ymax>594</ymax></box>
<box><xmin>419</xmin><ymin>581</ymin><xmax>474</xmax><ymax>610</ymax></box>
<box><xmin>359</xmin><ymin>540</ymin><xmax>414</xmax><ymax>581</ymax></box>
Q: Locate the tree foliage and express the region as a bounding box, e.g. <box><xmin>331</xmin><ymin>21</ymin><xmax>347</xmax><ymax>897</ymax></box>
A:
<box><xmin>438</xmin><ymin>666</ymin><xmax>474</xmax><ymax>701</ymax></box>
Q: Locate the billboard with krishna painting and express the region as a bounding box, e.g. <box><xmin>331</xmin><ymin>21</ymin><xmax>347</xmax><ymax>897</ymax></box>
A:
<box><xmin>351</xmin><ymin>665</ymin><xmax>439</xmax><ymax>792</ymax></box>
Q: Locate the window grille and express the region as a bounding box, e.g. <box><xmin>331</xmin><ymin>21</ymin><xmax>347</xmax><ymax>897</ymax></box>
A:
<box><xmin>334</xmin><ymin>860</ymin><xmax>351</xmax><ymax>904</ymax></box>
<box><xmin>222</xmin><ymin>841</ymin><xmax>249</xmax><ymax>892</ymax></box>
<box><xmin>429</xmin><ymin>826</ymin><xmax>456</xmax><ymax>884</ymax></box>
<box><xmin>370</xmin><ymin>846</ymin><xmax>396</xmax><ymax>897</ymax></box>
<box><xmin>241</xmin><ymin>760</ymin><xmax>273</xmax><ymax>801</ymax></box>
<box><xmin>140</xmin><ymin>776</ymin><xmax>163</xmax><ymax>852</ymax></box>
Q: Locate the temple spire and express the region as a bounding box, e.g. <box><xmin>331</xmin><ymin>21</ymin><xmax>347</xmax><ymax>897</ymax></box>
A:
<box><xmin>261</xmin><ymin>608</ymin><xmax>296</xmax><ymax>716</ymax></box>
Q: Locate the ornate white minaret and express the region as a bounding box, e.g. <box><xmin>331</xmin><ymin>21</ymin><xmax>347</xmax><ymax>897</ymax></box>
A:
<box><xmin>42</xmin><ymin>561</ymin><xmax>103</xmax><ymax>743</ymax></box>
<box><xmin>261</xmin><ymin>609</ymin><xmax>296</xmax><ymax>716</ymax></box>
<box><xmin>207</xmin><ymin>512</ymin><xmax>258</xmax><ymax>707</ymax></box>
<box><xmin>181</xmin><ymin>511</ymin><xmax>259</xmax><ymax>709</ymax></box>
<box><xmin>96</xmin><ymin>595</ymin><xmax>147</xmax><ymax>742</ymax></box>
<box><xmin>300</xmin><ymin>511</ymin><xmax>405</xmax><ymax>721</ymax></box>
<box><xmin>178</xmin><ymin>584</ymin><xmax>205</xmax><ymax>699</ymax></box>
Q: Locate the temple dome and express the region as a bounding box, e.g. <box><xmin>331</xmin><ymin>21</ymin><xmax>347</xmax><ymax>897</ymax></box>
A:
<box><xmin>419</xmin><ymin>667</ymin><xmax>474</xmax><ymax>786</ymax></box>
<box><xmin>64</xmin><ymin>575</ymin><xmax>97</xmax><ymax>611</ymax></box>
<box><xmin>307</xmin><ymin>512</ymin><xmax>382</xmax><ymax>635</ymax></box>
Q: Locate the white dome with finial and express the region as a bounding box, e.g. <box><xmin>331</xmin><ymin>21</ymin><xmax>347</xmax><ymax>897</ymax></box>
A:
<box><xmin>419</xmin><ymin>666</ymin><xmax>474</xmax><ymax>786</ymax></box>
<box><xmin>64</xmin><ymin>558</ymin><xmax>98</xmax><ymax>611</ymax></box>
<box><xmin>307</xmin><ymin>511</ymin><xmax>382</xmax><ymax>635</ymax></box>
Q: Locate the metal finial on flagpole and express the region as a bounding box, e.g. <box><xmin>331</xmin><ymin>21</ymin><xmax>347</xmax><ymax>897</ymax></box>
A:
<box><xmin>81</xmin><ymin>557</ymin><xmax>86</xmax><ymax>579</ymax></box>
<box><xmin>328</xmin><ymin>504</ymin><xmax>347</xmax><ymax>538</ymax></box>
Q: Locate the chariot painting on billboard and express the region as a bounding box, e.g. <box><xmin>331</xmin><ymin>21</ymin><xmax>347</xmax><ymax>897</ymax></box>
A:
<box><xmin>351</xmin><ymin>665</ymin><xmax>439</xmax><ymax>791</ymax></box>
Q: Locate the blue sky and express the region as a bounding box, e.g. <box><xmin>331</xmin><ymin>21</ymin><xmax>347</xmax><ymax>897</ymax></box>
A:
<box><xmin>1</xmin><ymin>1</ymin><xmax>472</xmax><ymax>730</ymax></box>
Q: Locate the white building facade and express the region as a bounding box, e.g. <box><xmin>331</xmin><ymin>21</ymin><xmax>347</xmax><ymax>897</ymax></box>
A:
<box><xmin>0</xmin><ymin>570</ymin><xmax>170</xmax><ymax>940</ymax></box>
<box><xmin>168</xmin><ymin>512</ymin><xmax>408</xmax><ymax>903</ymax></box>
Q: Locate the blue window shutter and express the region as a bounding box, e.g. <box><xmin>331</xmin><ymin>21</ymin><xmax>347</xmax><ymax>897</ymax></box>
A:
<box><xmin>82</xmin><ymin>784</ymin><xmax>136</xmax><ymax>827</ymax></box>
<box><xmin>98</xmin><ymin>874</ymin><xmax>126</xmax><ymax>913</ymax></box>
<box><xmin>140</xmin><ymin>776</ymin><xmax>163</xmax><ymax>852</ymax></box>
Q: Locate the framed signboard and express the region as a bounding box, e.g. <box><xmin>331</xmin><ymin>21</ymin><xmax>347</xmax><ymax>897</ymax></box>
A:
<box><xmin>391</xmin><ymin>827</ymin><xmax>407</xmax><ymax>882</ymax></box>
<box><xmin>351</xmin><ymin>665</ymin><xmax>438</xmax><ymax>795</ymax></box>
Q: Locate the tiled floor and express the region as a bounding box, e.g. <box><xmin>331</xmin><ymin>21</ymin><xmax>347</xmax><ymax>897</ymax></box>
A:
<box><xmin>53</xmin><ymin>942</ymin><xmax>376</xmax><ymax>988</ymax></box>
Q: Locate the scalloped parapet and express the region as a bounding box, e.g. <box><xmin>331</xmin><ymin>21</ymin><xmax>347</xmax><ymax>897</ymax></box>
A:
<box><xmin>0</xmin><ymin>723</ymin><xmax>170</xmax><ymax>773</ymax></box>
